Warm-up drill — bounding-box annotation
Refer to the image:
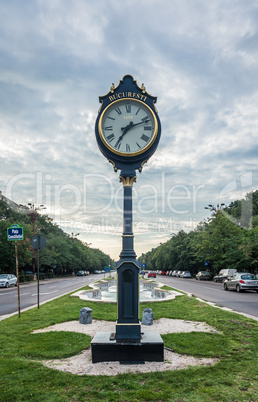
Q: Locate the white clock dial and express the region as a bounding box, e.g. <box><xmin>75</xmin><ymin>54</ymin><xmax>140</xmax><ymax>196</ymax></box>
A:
<box><xmin>99</xmin><ymin>99</ymin><xmax>158</xmax><ymax>156</ymax></box>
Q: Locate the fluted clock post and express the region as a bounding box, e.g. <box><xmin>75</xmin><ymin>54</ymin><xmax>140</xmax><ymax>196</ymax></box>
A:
<box><xmin>116</xmin><ymin>175</ymin><xmax>141</xmax><ymax>342</ymax></box>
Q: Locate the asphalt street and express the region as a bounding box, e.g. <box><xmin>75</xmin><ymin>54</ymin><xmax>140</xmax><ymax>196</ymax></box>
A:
<box><xmin>0</xmin><ymin>274</ymin><xmax>101</xmax><ymax>319</ymax></box>
<box><xmin>157</xmin><ymin>275</ymin><xmax>258</xmax><ymax>319</ymax></box>
<box><xmin>0</xmin><ymin>274</ymin><xmax>257</xmax><ymax>320</ymax></box>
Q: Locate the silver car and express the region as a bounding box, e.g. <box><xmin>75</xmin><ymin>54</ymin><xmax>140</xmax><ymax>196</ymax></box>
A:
<box><xmin>180</xmin><ymin>271</ymin><xmax>191</xmax><ymax>278</ymax></box>
<box><xmin>0</xmin><ymin>274</ymin><xmax>17</xmax><ymax>288</ymax></box>
<box><xmin>224</xmin><ymin>273</ymin><xmax>258</xmax><ymax>293</ymax></box>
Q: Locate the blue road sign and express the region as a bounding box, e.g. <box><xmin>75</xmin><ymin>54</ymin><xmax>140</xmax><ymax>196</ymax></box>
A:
<box><xmin>142</xmin><ymin>263</ymin><xmax>146</xmax><ymax>268</ymax></box>
<box><xmin>7</xmin><ymin>224</ymin><xmax>24</xmax><ymax>241</ymax></box>
<box><xmin>204</xmin><ymin>261</ymin><xmax>209</xmax><ymax>266</ymax></box>
<box><xmin>104</xmin><ymin>266</ymin><xmax>110</xmax><ymax>272</ymax></box>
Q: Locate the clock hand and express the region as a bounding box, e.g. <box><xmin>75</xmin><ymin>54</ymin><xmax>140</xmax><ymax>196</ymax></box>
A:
<box><xmin>121</xmin><ymin>119</ymin><xmax>150</xmax><ymax>131</ymax></box>
<box><xmin>115</xmin><ymin>119</ymin><xmax>151</xmax><ymax>149</ymax></box>
<box><xmin>121</xmin><ymin>121</ymin><xmax>134</xmax><ymax>134</ymax></box>
<box><xmin>115</xmin><ymin>122</ymin><xmax>134</xmax><ymax>148</ymax></box>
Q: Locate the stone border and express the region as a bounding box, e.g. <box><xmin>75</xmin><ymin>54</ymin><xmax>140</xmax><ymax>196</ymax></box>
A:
<box><xmin>71</xmin><ymin>278</ymin><xmax>184</xmax><ymax>303</ymax></box>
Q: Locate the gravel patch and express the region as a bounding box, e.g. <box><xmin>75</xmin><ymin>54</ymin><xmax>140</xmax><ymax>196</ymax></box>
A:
<box><xmin>33</xmin><ymin>318</ymin><xmax>219</xmax><ymax>376</ymax></box>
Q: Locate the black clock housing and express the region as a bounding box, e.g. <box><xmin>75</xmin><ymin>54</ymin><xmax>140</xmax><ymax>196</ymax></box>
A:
<box><xmin>95</xmin><ymin>75</ymin><xmax>161</xmax><ymax>176</ymax></box>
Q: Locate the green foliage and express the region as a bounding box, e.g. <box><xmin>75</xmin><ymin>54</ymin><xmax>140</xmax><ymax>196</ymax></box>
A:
<box><xmin>0</xmin><ymin>199</ymin><xmax>112</xmax><ymax>275</ymax></box>
<box><xmin>140</xmin><ymin>190</ymin><xmax>258</xmax><ymax>275</ymax></box>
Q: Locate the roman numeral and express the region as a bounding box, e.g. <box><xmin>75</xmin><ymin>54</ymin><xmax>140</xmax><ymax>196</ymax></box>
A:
<box><xmin>115</xmin><ymin>107</ymin><xmax>122</xmax><ymax>115</ymax></box>
<box><xmin>107</xmin><ymin>134</ymin><xmax>115</xmax><ymax>142</ymax></box>
<box><xmin>144</xmin><ymin>126</ymin><xmax>151</xmax><ymax>130</ymax></box>
<box><xmin>125</xmin><ymin>104</ymin><xmax>131</xmax><ymax>113</ymax></box>
<box><xmin>135</xmin><ymin>107</ymin><xmax>140</xmax><ymax>115</ymax></box>
<box><xmin>107</xmin><ymin>116</ymin><xmax>115</xmax><ymax>121</ymax></box>
<box><xmin>115</xmin><ymin>140</ymin><xmax>121</xmax><ymax>149</ymax></box>
<box><xmin>141</xmin><ymin>116</ymin><xmax>149</xmax><ymax>122</ymax></box>
<box><xmin>105</xmin><ymin>126</ymin><xmax>113</xmax><ymax>131</ymax></box>
<box><xmin>136</xmin><ymin>142</ymin><xmax>141</xmax><ymax>149</ymax></box>
<box><xmin>126</xmin><ymin>144</ymin><xmax>131</xmax><ymax>152</ymax></box>
<box><xmin>141</xmin><ymin>134</ymin><xmax>149</xmax><ymax>142</ymax></box>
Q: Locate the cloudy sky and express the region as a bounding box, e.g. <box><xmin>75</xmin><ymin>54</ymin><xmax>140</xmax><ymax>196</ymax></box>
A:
<box><xmin>1</xmin><ymin>0</ymin><xmax>258</xmax><ymax>260</ymax></box>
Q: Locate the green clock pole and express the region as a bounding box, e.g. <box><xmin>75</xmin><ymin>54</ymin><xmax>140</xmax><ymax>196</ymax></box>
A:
<box><xmin>115</xmin><ymin>174</ymin><xmax>141</xmax><ymax>342</ymax></box>
<box><xmin>119</xmin><ymin>175</ymin><xmax>136</xmax><ymax>260</ymax></box>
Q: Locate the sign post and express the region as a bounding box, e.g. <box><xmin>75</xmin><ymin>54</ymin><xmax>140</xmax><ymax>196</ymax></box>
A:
<box><xmin>7</xmin><ymin>224</ymin><xmax>24</xmax><ymax>318</ymax></box>
<box><xmin>104</xmin><ymin>266</ymin><xmax>110</xmax><ymax>279</ymax></box>
<box><xmin>30</xmin><ymin>235</ymin><xmax>47</xmax><ymax>309</ymax></box>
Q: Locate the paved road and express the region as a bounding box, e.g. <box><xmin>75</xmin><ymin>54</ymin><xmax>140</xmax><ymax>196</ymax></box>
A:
<box><xmin>157</xmin><ymin>275</ymin><xmax>258</xmax><ymax>318</ymax></box>
<box><xmin>1</xmin><ymin>274</ymin><xmax>257</xmax><ymax>320</ymax></box>
<box><xmin>0</xmin><ymin>274</ymin><xmax>104</xmax><ymax>318</ymax></box>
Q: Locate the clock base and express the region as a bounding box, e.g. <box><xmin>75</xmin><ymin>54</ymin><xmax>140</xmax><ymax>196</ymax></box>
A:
<box><xmin>91</xmin><ymin>331</ymin><xmax>164</xmax><ymax>363</ymax></box>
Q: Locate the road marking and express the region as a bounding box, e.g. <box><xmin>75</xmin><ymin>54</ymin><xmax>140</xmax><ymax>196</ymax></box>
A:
<box><xmin>31</xmin><ymin>290</ymin><xmax>59</xmax><ymax>296</ymax></box>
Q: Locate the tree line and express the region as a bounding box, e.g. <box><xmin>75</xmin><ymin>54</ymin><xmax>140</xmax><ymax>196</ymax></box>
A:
<box><xmin>139</xmin><ymin>190</ymin><xmax>258</xmax><ymax>275</ymax></box>
<box><xmin>0</xmin><ymin>199</ymin><xmax>113</xmax><ymax>276</ymax></box>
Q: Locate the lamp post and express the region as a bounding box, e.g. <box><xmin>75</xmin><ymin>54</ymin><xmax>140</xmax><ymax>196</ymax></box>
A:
<box><xmin>204</xmin><ymin>203</ymin><xmax>226</xmax><ymax>213</ymax></box>
<box><xmin>71</xmin><ymin>232</ymin><xmax>80</xmax><ymax>241</ymax></box>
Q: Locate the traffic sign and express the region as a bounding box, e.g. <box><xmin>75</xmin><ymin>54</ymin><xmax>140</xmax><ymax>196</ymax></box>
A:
<box><xmin>7</xmin><ymin>224</ymin><xmax>24</xmax><ymax>241</ymax></box>
<box><xmin>142</xmin><ymin>263</ymin><xmax>146</xmax><ymax>268</ymax></box>
<box><xmin>104</xmin><ymin>266</ymin><xmax>110</xmax><ymax>272</ymax></box>
<box><xmin>30</xmin><ymin>235</ymin><xmax>47</xmax><ymax>250</ymax></box>
<box><xmin>204</xmin><ymin>261</ymin><xmax>209</xmax><ymax>266</ymax></box>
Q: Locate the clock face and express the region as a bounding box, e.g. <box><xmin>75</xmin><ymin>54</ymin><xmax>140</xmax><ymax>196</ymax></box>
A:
<box><xmin>98</xmin><ymin>98</ymin><xmax>158</xmax><ymax>156</ymax></box>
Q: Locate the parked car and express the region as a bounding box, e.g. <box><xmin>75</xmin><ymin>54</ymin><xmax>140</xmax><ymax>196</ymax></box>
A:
<box><xmin>213</xmin><ymin>269</ymin><xmax>237</xmax><ymax>283</ymax></box>
<box><xmin>160</xmin><ymin>271</ymin><xmax>167</xmax><ymax>275</ymax></box>
<box><xmin>224</xmin><ymin>273</ymin><xmax>258</xmax><ymax>293</ymax></box>
<box><xmin>180</xmin><ymin>271</ymin><xmax>191</xmax><ymax>278</ymax></box>
<box><xmin>171</xmin><ymin>270</ymin><xmax>178</xmax><ymax>277</ymax></box>
<box><xmin>77</xmin><ymin>271</ymin><xmax>84</xmax><ymax>276</ymax></box>
<box><xmin>176</xmin><ymin>271</ymin><xmax>183</xmax><ymax>277</ymax></box>
<box><xmin>196</xmin><ymin>271</ymin><xmax>211</xmax><ymax>281</ymax></box>
<box><xmin>0</xmin><ymin>274</ymin><xmax>17</xmax><ymax>288</ymax></box>
<box><xmin>148</xmin><ymin>271</ymin><xmax>156</xmax><ymax>278</ymax></box>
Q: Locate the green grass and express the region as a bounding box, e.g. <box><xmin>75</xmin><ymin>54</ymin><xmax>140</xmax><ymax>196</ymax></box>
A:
<box><xmin>0</xmin><ymin>287</ymin><xmax>257</xmax><ymax>401</ymax></box>
<box><xmin>160</xmin><ymin>284</ymin><xmax>186</xmax><ymax>293</ymax></box>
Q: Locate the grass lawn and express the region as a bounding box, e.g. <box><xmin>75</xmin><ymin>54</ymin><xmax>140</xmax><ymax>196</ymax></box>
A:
<box><xmin>0</xmin><ymin>285</ymin><xmax>257</xmax><ymax>401</ymax></box>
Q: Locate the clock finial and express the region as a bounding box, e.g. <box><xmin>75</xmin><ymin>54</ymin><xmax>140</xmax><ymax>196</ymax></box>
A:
<box><xmin>110</xmin><ymin>83</ymin><xmax>115</xmax><ymax>93</ymax></box>
<box><xmin>141</xmin><ymin>83</ymin><xmax>146</xmax><ymax>93</ymax></box>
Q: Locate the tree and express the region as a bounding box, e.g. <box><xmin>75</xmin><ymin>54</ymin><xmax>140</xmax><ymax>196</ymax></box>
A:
<box><xmin>0</xmin><ymin>198</ymin><xmax>112</xmax><ymax>275</ymax></box>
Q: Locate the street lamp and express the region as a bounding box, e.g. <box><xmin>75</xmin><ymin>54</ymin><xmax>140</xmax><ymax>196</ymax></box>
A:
<box><xmin>71</xmin><ymin>232</ymin><xmax>80</xmax><ymax>241</ymax></box>
<box><xmin>83</xmin><ymin>242</ymin><xmax>92</xmax><ymax>247</ymax></box>
<box><xmin>204</xmin><ymin>203</ymin><xmax>226</xmax><ymax>212</ymax></box>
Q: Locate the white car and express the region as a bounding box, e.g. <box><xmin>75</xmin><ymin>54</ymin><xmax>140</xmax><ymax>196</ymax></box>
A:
<box><xmin>0</xmin><ymin>274</ymin><xmax>17</xmax><ymax>288</ymax></box>
<box><xmin>180</xmin><ymin>271</ymin><xmax>192</xmax><ymax>278</ymax></box>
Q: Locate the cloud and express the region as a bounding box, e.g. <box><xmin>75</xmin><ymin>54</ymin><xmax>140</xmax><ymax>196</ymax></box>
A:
<box><xmin>1</xmin><ymin>0</ymin><xmax>258</xmax><ymax>259</ymax></box>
